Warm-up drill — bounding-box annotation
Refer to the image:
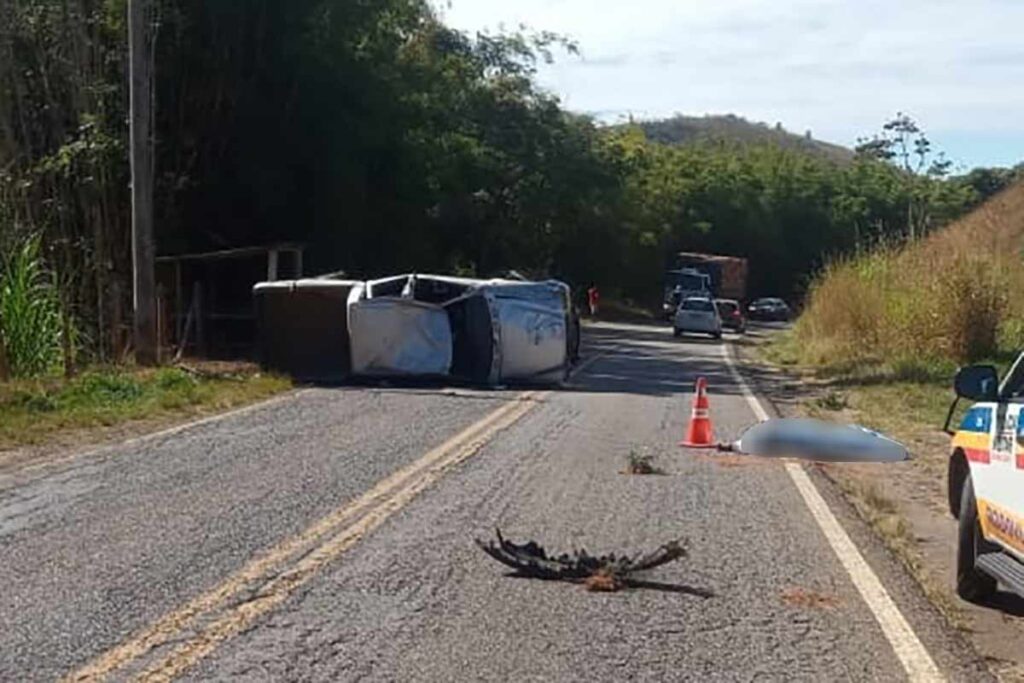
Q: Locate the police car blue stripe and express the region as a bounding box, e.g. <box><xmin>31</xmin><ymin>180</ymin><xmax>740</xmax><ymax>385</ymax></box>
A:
<box><xmin>960</xmin><ymin>406</ymin><xmax>992</xmax><ymax>433</ymax></box>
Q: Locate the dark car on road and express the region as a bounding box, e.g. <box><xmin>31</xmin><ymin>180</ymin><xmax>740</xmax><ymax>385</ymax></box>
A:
<box><xmin>747</xmin><ymin>297</ymin><xmax>791</xmax><ymax>322</ymax></box>
<box><xmin>715</xmin><ymin>298</ymin><xmax>746</xmax><ymax>333</ymax></box>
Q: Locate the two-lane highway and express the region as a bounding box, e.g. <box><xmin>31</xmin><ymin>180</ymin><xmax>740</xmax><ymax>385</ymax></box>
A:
<box><xmin>0</xmin><ymin>323</ymin><xmax>992</xmax><ymax>681</ymax></box>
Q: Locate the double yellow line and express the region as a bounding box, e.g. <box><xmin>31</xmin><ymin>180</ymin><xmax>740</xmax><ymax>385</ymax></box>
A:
<box><xmin>67</xmin><ymin>390</ymin><xmax>546</xmax><ymax>682</ymax></box>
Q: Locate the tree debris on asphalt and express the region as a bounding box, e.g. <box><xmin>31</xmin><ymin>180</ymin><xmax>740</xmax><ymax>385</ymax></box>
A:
<box><xmin>621</xmin><ymin>449</ymin><xmax>665</xmax><ymax>475</ymax></box>
<box><xmin>475</xmin><ymin>529</ymin><xmax>687</xmax><ymax>591</ymax></box>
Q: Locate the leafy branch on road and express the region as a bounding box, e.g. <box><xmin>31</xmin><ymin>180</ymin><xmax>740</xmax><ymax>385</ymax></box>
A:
<box><xmin>622</xmin><ymin>449</ymin><xmax>665</xmax><ymax>475</ymax></box>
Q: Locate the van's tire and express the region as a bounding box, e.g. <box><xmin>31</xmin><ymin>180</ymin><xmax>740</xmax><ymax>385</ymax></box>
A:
<box><xmin>672</xmin><ymin>328</ymin><xmax>682</xmax><ymax>338</ymax></box>
<box><xmin>956</xmin><ymin>475</ymin><xmax>997</xmax><ymax>602</ymax></box>
<box><xmin>712</xmin><ymin>332</ymin><xmax>722</xmax><ymax>340</ymax></box>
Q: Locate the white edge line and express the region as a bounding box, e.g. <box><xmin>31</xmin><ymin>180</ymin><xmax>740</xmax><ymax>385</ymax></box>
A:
<box><xmin>720</xmin><ymin>345</ymin><xmax>770</xmax><ymax>423</ymax></box>
<box><xmin>721</xmin><ymin>344</ymin><xmax>943</xmax><ymax>682</ymax></box>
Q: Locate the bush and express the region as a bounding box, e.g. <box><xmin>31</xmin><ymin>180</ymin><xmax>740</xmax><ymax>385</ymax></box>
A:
<box><xmin>62</xmin><ymin>372</ymin><xmax>144</xmax><ymax>409</ymax></box>
<box><xmin>797</xmin><ymin>181</ymin><xmax>1024</xmax><ymax>367</ymax></box>
<box><xmin>11</xmin><ymin>389</ymin><xmax>59</xmax><ymax>413</ymax></box>
<box><xmin>154</xmin><ymin>367</ymin><xmax>197</xmax><ymax>391</ymax></box>
<box><xmin>0</xmin><ymin>236</ymin><xmax>67</xmax><ymax>378</ymax></box>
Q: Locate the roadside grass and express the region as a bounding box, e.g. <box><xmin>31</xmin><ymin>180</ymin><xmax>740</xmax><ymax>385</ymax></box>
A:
<box><xmin>768</xmin><ymin>327</ymin><xmax>1024</xmax><ymax>454</ymax></box>
<box><xmin>813</xmin><ymin>390</ymin><xmax>848</xmax><ymax>412</ymax></box>
<box><xmin>795</xmin><ymin>181</ymin><xmax>1024</xmax><ymax>370</ymax></box>
<box><xmin>756</xmin><ymin>330</ymin><xmax>972</xmax><ymax>627</ymax></box>
<box><xmin>751</xmin><ymin>182</ymin><xmax>1024</xmax><ymax>651</ymax></box>
<box><xmin>823</xmin><ymin>468</ymin><xmax>969</xmax><ymax>630</ymax></box>
<box><xmin>766</xmin><ymin>330</ymin><xmax>969</xmax><ymax>471</ymax></box>
<box><xmin>832</xmin><ymin>376</ymin><xmax>952</xmax><ymax>439</ymax></box>
<box><xmin>0</xmin><ymin>365</ymin><xmax>291</xmax><ymax>450</ymax></box>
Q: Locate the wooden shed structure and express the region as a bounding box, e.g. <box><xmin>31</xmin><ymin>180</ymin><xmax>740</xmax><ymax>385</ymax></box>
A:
<box><xmin>155</xmin><ymin>244</ymin><xmax>304</xmax><ymax>359</ymax></box>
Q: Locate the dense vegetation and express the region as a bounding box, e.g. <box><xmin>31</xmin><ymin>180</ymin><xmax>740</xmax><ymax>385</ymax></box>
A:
<box><xmin>0</xmin><ymin>0</ymin><xmax>1016</xmax><ymax>376</ymax></box>
<box><xmin>0</xmin><ymin>365</ymin><xmax>290</xmax><ymax>449</ymax></box>
<box><xmin>796</xmin><ymin>180</ymin><xmax>1024</xmax><ymax>367</ymax></box>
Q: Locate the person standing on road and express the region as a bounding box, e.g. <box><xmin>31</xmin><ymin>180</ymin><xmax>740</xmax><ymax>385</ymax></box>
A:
<box><xmin>587</xmin><ymin>284</ymin><xmax>600</xmax><ymax>318</ymax></box>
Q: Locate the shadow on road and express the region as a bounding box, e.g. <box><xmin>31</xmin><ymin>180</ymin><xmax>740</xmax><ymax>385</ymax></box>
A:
<box><xmin>565</xmin><ymin>352</ymin><xmax>737</xmax><ymax>398</ymax></box>
<box><xmin>302</xmin><ymin>321</ymin><xmax>786</xmax><ymax>399</ymax></box>
<box><xmin>503</xmin><ymin>572</ymin><xmax>715</xmax><ymax>598</ymax></box>
<box><xmin>620</xmin><ymin>578</ymin><xmax>716</xmax><ymax>598</ymax></box>
<box><xmin>566</xmin><ymin>324</ymin><xmax>748</xmax><ymax>398</ymax></box>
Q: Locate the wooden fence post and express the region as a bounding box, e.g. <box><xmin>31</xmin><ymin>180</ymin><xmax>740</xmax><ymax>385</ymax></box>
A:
<box><xmin>156</xmin><ymin>283</ymin><xmax>166</xmax><ymax>364</ymax></box>
<box><xmin>0</xmin><ymin>311</ymin><xmax>10</xmax><ymax>381</ymax></box>
<box><xmin>174</xmin><ymin>260</ymin><xmax>183</xmax><ymax>345</ymax></box>
<box><xmin>111</xmin><ymin>280</ymin><xmax>124</xmax><ymax>361</ymax></box>
<box><xmin>194</xmin><ymin>280</ymin><xmax>206</xmax><ymax>357</ymax></box>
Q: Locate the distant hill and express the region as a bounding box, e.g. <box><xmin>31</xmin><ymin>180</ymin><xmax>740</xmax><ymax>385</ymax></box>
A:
<box><xmin>635</xmin><ymin>114</ymin><xmax>854</xmax><ymax>162</ymax></box>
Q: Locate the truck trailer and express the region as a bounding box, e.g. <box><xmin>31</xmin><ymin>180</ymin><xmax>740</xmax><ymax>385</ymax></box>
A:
<box><xmin>662</xmin><ymin>252</ymin><xmax>749</xmax><ymax>317</ymax></box>
<box><xmin>672</xmin><ymin>252</ymin><xmax>749</xmax><ymax>301</ymax></box>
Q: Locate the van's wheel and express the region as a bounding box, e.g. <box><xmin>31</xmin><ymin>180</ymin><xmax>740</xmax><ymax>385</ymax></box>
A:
<box><xmin>956</xmin><ymin>475</ymin><xmax>997</xmax><ymax>602</ymax></box>
<box><xmin>673</xmin><ymin>328</ymin><xmax>682</xmax><ymax>338</ymax></box>
<box><xmin>712</xmin><ymin>332</ymin><xmax>722</xmax><ymax>340</ymax></box>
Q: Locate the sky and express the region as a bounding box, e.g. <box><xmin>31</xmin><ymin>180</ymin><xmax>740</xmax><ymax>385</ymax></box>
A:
<box><xmin>436</xmin><ymin>0</ymin><xmax>1024</xmax><ymax>170</ymax></box>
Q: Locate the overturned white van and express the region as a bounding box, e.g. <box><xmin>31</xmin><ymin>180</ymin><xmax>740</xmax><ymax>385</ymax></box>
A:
<box><xmin>255</xmin><ymin>273</ymin><xmax>574</xmax><ymax>385</ymax></box>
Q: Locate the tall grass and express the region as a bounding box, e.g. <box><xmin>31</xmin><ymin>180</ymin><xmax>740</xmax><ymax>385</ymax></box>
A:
<box><xmin>0</xmin><ymin>236</ymin><xmax>67</xmax><ymax>378</ymax></box>
<box><xmin>797</xmin><ymin>181</ymin><xmax>1024</xmax><ymax>368</ymax></box>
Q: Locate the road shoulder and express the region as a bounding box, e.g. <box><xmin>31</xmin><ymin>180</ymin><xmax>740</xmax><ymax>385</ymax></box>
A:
<box><xmin>734</xmin><ymin>329</ymin><xmax>1024</xmax><ymax>682</ymax></box>
<box><xmin>0</xmin><ymin>364</ymin><xmax>292</xmax><ymax>476</ymax></box>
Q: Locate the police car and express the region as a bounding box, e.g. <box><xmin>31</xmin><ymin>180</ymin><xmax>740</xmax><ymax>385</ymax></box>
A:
<box><xmin>946</xmin><ymin>357</ymin><xmax>1024</xmax><ymax>602</ymax></box>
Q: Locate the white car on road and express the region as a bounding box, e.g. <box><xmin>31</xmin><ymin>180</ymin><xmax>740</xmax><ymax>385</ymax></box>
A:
<box><xmin>673</xmin><ymin>297</ymin><xmax>722</xmax><ymax>339</ymax></box>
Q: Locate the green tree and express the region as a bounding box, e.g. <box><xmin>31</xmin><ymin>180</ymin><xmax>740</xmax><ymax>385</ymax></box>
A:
<box><xmin>855</xmin><ymin>113</ymin><xmax>955</xmax><ymax>239</ymax></box>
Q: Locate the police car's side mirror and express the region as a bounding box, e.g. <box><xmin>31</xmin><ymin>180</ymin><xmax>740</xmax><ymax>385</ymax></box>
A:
<box><xmin>954</xmin><ymin>364</ymin><xmax>999</xmax><ymax>402</ymax></box>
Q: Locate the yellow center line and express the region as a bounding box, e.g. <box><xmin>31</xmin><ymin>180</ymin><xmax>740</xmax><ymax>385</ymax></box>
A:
<box><xmin>65</xmin><ymin>391</ymin><xmax>544</xmax><ymax>682</ymax></box>
<box><xmin>136</xmin><ymin>396</ymin><xmax>542</xmax><ymax>681</ymax></box>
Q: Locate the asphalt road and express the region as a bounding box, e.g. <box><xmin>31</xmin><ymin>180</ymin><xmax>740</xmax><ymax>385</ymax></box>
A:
<box><xmin>0</xmin><ymin>322</ymin><xmax>994</xmax><ymax>681</ymax></box>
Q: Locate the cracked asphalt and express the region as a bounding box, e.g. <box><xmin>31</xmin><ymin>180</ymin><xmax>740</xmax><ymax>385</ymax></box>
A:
<box><xmin>0</xmin><ymin>322</ymin><xmax>995</xmax><ymax>681</ymax></box>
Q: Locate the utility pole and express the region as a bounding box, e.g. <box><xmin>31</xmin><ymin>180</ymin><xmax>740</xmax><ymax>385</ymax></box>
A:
<box><xmin>129</xmin><ymin>0</ymin><xmax>157</xmax><ymax>366</ymax></box>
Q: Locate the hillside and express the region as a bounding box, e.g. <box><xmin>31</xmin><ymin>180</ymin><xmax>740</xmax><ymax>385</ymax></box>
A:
<box><xmin>637</xmin><ymin>114</ymin><xmax>854</xmax><ymax>162</ymax></box>
<box><xmin>796</xmin><ymin>179</ymin><xmax>1024</xmax><ymax>366</ymax></box>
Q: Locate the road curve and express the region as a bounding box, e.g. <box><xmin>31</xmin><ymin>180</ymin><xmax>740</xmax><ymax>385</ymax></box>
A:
<box><xmin>0</xmin><ymin>322</ymin><xmax>992</xmax><ymax>681</ymax></box>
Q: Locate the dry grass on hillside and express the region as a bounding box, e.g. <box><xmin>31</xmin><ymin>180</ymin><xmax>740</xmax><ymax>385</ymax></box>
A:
<box><xmin>796</xmin><ymin>182</ymin><xmax>1024</xmax><ymax>367</ymax></box>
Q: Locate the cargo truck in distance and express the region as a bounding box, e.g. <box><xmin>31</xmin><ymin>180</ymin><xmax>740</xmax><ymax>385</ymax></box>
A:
<box><xmin>662</xmin><ymin>253</ymin><xmax>749</xmax><ymax>319</ymax></box>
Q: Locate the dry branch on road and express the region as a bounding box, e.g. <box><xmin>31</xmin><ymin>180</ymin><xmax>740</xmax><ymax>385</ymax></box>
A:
<box><xmin>476</xmin><ymin>529</ymin><xmax>688</xmax><ymax>591</ymax></box>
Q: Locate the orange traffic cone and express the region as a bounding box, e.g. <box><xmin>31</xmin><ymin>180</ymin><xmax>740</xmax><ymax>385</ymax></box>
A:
<box><xmin>680</xmin><ymin>377</ymin><xmax>715</xmax><ymax>448</ymax></box>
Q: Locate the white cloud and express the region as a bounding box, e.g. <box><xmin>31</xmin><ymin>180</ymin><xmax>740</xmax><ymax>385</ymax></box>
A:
<box><xmin>435</xmin><ymin>0</ymin><xmax>1024</xmax><ymax>167</ymax></box>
